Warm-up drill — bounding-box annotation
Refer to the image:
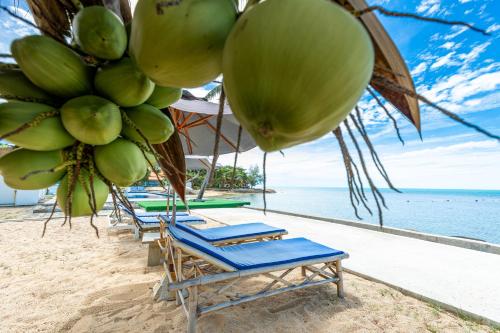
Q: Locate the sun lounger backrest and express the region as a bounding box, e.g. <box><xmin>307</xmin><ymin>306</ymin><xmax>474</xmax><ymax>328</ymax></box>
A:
<box><xmin>118</xmin><ymin>203</ymin><xmax>134</xmax><ymax>216</ymax></box>
<box><xmin>168</xmin><ymin>225</ymin><xmax>239</xmax><ymax>268</ymax></box>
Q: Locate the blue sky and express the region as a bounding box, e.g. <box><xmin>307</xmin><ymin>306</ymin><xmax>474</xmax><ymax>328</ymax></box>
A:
<box><xmin>1</xmin><ymin>0</ymin><xmax>499</xmax><ymax>189</ymax></box>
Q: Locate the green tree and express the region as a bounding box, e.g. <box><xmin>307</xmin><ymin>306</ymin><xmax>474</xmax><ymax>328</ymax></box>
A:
<box><xmin>186</xmin><ymin>165</ymin><xmax>262</xmax><ymax>189</ymax></box>
<box><xmin>247</xmin><ymin>165</ymin><xmax>263</xmax><ymax>188</ymax></box>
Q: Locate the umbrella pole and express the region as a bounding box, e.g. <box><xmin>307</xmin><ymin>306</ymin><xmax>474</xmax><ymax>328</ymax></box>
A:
<box><xmin>196</xmin><ymin>172</ymin><xmax>210</xmax><ymax>201</ymax></box>
<box><xmin>172</xmin><ymin>192</ymin><xmax>177</xmax><ymax>226</ymax></box>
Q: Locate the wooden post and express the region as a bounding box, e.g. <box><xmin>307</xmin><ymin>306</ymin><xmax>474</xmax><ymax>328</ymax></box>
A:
<box><xmin>147</xmin><ymin>242</ymin><xmax>162</xmax><ymax>267</ymax></box>
<box><xmin>301</xmin><ymin>266</ymin><xmax>306</xmax><ymax>277</ymax></box>
<box><xmin>335</xmin><ymin>260</ymin><xmax>344</xmax><ymax>298</ymax></box>
<box><xmin>176</xmin><ymin>249</ymin><xmax>183</xmax><ymax>306</ymax></box>
<box><xmin>187</xmin><ymin>286</ymin><xmax>199</xmax><ymax>333</ymax></box>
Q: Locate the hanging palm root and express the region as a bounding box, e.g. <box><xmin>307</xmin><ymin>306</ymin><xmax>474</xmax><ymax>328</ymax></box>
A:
<box><xmin>352</xmin><ymin>5</ymin><xmax>490</xmax><ymax>36</ymax></box>
<box><xmin>371</xmin><ymin>74</ymin><xmax>500</xmax><ymax>141</ymax></box>
<box><xmin>334</xmin><ymin>72</ymin><xmax>499</xmax><ymax>226</ymax></box>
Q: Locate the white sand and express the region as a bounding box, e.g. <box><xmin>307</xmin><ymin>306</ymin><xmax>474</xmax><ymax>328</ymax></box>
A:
<box><xmin>0</xmin><ymin>208</ymin><xmax>496</xmax><ymax>333</ymax></box>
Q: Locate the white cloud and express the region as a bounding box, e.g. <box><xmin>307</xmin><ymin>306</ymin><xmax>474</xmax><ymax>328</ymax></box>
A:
<box><xmin>486</xmin><ymin>24</ymin><xmax>500</xmax><ymax>34</ymax></box>
<box><xmin>411</xmin><ymin>62</ymin><xmax>428</xmax><ymax>76</ymax></box>
<box><xmin>448</xmin><ymin>70</ymin><xmax>500</xmax><ymax>103</ymax></box>
<box><xmin>440</xmin><ymin>42</ymin><xmax>456</xmax><ymax>50</ymax></box>
<box><xmin>416</xmin><ymin>0</ymin><xmax>441</xmax><ymax>15</ymax></box>
<box><xmin>444</xmin><ymin>26</ymin><xmax>467</xmax><ymax>40</ymax></box>
<box><xmin>430</xmin><ymin>51</ymin><xmax>460</xmax><ymax>70</ymax></box>
<box><xmin>457</xmin><ymin>42</ymin><xmax>490</xmax><ymax>64</ymax></box>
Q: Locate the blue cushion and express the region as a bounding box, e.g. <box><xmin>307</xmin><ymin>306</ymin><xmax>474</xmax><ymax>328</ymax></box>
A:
<box><xmin>168</xmin><ymin>225</ymin><xmax>344</xmax><ymax>270</ymax></box>
<box><xmin>119</xmin><ymin>204</ymin><xmax>189</xmax><ymax>218</ymax></box>
<box><xmin>137</xmin><ymin>215</ymin><xmax>204</xmax><ymax>224</ymax></box>
<box><xmin>176</xmin><ymin>223</ymin><xmax>286</xmax><ymax>242</ymax></box>
<box><xmin>136</xmin><ymin>211</ymin><xmax>189</xmax><ymax>217</ymax></box>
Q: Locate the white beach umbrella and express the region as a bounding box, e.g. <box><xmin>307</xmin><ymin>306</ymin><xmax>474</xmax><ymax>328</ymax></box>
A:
<box><xmin>170</xmin><ymin>92</ymin><xmax>256</xmax><ymax>156</ymax></box>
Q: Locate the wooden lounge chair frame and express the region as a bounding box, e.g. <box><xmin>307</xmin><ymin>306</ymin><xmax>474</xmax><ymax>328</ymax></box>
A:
<box><xmin>153</xmin><ymin>228</ymin><xmax>348</xmax><ymax>333</ymax></box>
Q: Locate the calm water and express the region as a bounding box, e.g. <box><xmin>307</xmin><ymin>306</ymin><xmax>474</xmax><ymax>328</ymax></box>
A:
<box><xmin>228</xmin><ymin>187</ymin><xmax>500</xmax><ymax>244</ymax></box>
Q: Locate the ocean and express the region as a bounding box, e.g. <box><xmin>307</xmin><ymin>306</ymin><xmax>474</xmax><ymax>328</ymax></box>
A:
<box><xmin>227</xmin><ymin>187</ymin><xmax>500</xmax><ymax>245</ymax></box>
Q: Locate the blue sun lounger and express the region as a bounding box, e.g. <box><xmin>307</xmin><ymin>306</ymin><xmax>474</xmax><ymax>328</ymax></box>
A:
<box><xmin>141</xmin><ymin>218</ymin><xmax>288</xmax><ymax>267</ymax></box>
<box><xmin>174</xmin><ymin>222</ymin><xmax>287</xmax><ymax>245</ymax></box>
<box><xmin>112</xmin><ymin>204</ymin><xmax>205</xmax><ymax>239</ymax></box>
<box><xmin>154</xmin><ymin>225</ymin><xmax>348</xmax><ymax>333</ymax></box>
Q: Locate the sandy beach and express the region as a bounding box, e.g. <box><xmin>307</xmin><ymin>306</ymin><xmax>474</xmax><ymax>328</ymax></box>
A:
<box><xmin>0</xmin><ymin>206</ymin><xmax>497</xmax><ymax>333</ymax></box>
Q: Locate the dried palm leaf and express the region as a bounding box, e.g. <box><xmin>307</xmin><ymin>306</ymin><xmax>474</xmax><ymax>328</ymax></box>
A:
<box><xmin>153</xmin><ymin>110</ymin><xmax>187</xmax><ymax>203</ymax></box>
<box><xmin>340</xmin><ymin>0</ymin><xmax>421</xmax><ymax>130</ymax></box>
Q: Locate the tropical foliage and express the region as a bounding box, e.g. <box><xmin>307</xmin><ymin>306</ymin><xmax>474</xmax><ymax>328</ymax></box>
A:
<box><xmin>187</xmin><ymin>165</ymin><xmax>263</xmax><ymax>189</ymax></box>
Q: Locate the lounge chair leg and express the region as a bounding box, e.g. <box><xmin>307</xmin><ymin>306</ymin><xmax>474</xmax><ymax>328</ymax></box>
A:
<box><xmin>335</xmin><ymin>260</ymin><xmax>345</xmax><ymax>299</ymax></box>
<box><xmin>134</xmin><ymin>227</ymin><xmax>140</xmax><ymax>240</ymax></box>
<box><xmin>147</xmin><ymin>242</ymin><xmax>162</xmax><ymax>267</ymax></box>
<box><xmin>187</xmin><ymin>286</ymin><xmax>198</xmax><ymax>333</ymax></box>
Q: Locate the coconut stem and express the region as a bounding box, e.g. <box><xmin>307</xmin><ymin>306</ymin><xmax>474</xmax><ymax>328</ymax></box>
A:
<box><xmin>354</xmin><ymin>5</ymin><xmax>490</xmax><ymax>36</ymax></box>
<box><xmin>21</xmin><ymin>160</ymin><xmax>76</xmax><ymax>181</ymax></box>
<box><xmin>88</xmin><ymin>155</ymin><xmax>99</xmax><ymax>217</ymax></box>
<box><xmin>208</xmin><ymin>86</ymin><xmax>226</xmax><ymax>186</ymax></box>
<box><xmin>0</xmin><ymin>94</ymin><xmax>57</xmax><ymax>106</ymax></box>
<box><xmin>334</xmin><ymin>127</ymin><xmax>372</xmax><ymax>218</ymax></box>
<box><xmin>0</xmin><ymin>110</ymin><xmax>59</xmax><ymax>141</ymax></box>
<box><xmin>343</xmin><ymin>119</ymin><xmax>385</xmax><ymax>226</ymax></box>
<box><xmin>334</xmin><ymin>128</ymin><xmax>361</xmax><ymax>219</ymax></box>
<box><xmin>372</xmin><ymin>74</ymin><xmax>500</xmax><ymax>141</ymax></box>
<box><xmin>113</xmin><ymin>185</ymin><xmax>142</xmax><ymax>231</ymax></box>
<box><xmin>41</xmin><ymin>200</ymin><xmax>57</xmax><ymax>238</ymax></box>
<box><xmin>366</xmin><ymin>87</ymin><xmax>404</xmax><ymax>145</ymax></box>
<box><xmin>120</xmin><ymin>109</ymin><xmax>175</xmax><ymax>175</ymax></box>
<box><xmin>262</xmin><ymin>152</ymin><xmax>267</xmax><ymax>215</ymax></box>
<box><xmin>351</xmin><ymin>109</ymin><xmax>401</xmax><ymax>193</ymax></box>
<box><xmin>0</xmin><ymin>5</ymin><xmax>52</xmax><ymax>36</ymax></box>
<box><xmin>230</xmin><ymin>125</ymin><xmax>243</xmax><ymax>189</ymax></box>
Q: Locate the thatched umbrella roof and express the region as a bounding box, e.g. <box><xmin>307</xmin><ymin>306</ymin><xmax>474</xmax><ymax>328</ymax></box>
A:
<box><xmin>345</xmin><ymin>0</ymin><xmax>420</xmax><ymax>130</ymax></box>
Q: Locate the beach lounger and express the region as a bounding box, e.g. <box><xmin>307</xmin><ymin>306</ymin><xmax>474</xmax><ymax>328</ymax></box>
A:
<box><xmin>109</xmin><ymin>205</ymin><xmax>204</xmax><ymax>239</ymax></box>
<box><xmin>142</xmin><ymin>221</ymin><xmax>288</xmax><ymax>266</ymax></box>
<box><xmin>154</xmin><ymin>225</ymin><xmax>348</xmax><ymax>333</ymax></box>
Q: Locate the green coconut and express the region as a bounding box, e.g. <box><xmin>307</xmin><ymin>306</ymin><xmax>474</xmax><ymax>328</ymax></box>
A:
<box><xmin>11</xmin><ymin>35</ymin><xmax>93</xmax><ymax>98</ymax></box>
<box><xmin>94</xmin><ymin>138</ymin><xmax>148</xmax><ymax>187</ymax></box>
<box><xmin>129</xmin><ymin>0</ymin><xmax>237</xmax><ymax>88</ymax></box>
<box><xmin>94</xmin><ymin>58</ymin><xmax>154</xmax><ymax>107</ymax></box>
<box><xmin>146</xmin><ymin>85</ymin><xmax>182</xmax><ymax>109</ymax></box>
<box><xmin>0</xmin><ymin>148</ymin><xmax>65</xmax><ymax>190</ymax></box>
<box><xmin>57</xmin><ymin>169</ymin><xmax>109</xmax><ymax>217</ymax></box>
<box><xmin>0</xmin><ymin>69</ymin><xmax>57</xmax><ymax>104</ymax></box>
<box><xmin>60</xmin><ymin>95</ymin><xmax>122</xmax><ymax>145</ymax></box>
<box><xmin>0</xmin><ymin>101</ymin><xmax>76</xmax><ymax>151</ymax></box>
<box><xmin>222</xmin><ymin>0</ymin><xmax>374</xmax><ymax>152</ymax></box>
<box><xmin>122</xmin><ymin>104</ymin><xmax>174</xmax><ymax>144</ymax></box>
<box><xmin>73</xmin><ymin>6</ymin><xmax>127</xmax><ymax>60</ymax></box>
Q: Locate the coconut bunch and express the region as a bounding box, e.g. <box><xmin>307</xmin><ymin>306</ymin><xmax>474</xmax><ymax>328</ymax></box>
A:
<box><xmin>129</xmin><ymin>0</ymin><xmax>374</xmax><ymax>152</ymax></box>
<box><xmin>0</xmin><ymin>5</ymin><xmax>183</xmax><ymax>222</ymax></box>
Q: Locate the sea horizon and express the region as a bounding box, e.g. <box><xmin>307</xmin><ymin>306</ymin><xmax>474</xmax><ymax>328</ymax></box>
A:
<box><xmin>257</xmin><ymin>185</ymin><xmax>500</xmax><ymax>193</ymax></box>
<box><xmin>228</xmin><ymin>186</ymin><xmax>500</xmax><ymax>245</ymax></box>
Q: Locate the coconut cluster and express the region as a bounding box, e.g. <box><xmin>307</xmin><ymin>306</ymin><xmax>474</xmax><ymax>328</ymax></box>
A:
<box><xmin>0</xmin><ymin>6</ymin><xmax>181</xmax><ymax>218</ymax></box>
<box><xmin>1</xmin><ymin>0</ymin><xmax>375</xmax><ymax>221</ymax></box>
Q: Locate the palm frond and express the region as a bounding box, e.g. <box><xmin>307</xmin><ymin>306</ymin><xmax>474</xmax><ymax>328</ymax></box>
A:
<box><xmin>204</xmin><ymin>84</ymin><xmax>222</xmax><ymax>101</ymax></box>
